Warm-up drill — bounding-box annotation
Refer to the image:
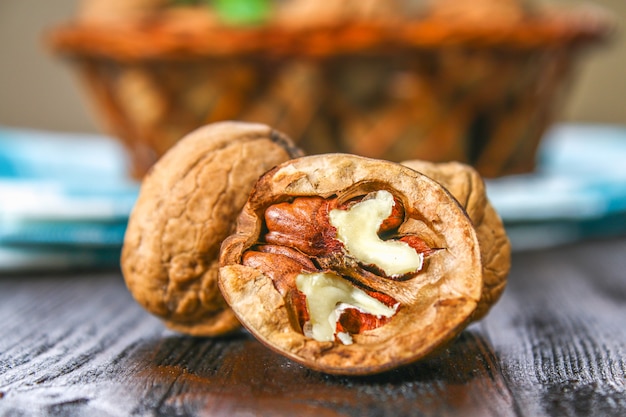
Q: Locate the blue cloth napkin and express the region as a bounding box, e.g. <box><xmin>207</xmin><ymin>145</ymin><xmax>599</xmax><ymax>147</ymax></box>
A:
<box><xmin>0</xmin><ymin>127</ymin><xmax>139</xmax><ymax>271</ymax></box>
<box><xmin>485</xmin><ymin>124</ymin><xmax>626</xmax><ymax>250</ymax></box>
<box><xmin>1</xmin><ymin>123</ymin><xmax>625</xmax><ymax>271</ymax></box>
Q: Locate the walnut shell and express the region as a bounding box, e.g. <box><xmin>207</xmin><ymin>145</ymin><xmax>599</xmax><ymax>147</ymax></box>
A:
<box><xmin>121</xmin><ymin>121</ymin><xmax>302</xmax><ymax>336</ymax></box>
<box><xmin>219</xmin><ymin>154</ymin><xmax>509</xmax><ymax>375</ymax></box>
<box><xmin>401</xmin><ymin>159</ymin><xmax>510</xmax><ymax>320</ymax></box>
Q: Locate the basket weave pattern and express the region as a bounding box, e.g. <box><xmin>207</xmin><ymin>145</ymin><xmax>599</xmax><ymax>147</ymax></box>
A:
<box><xmin>50</xmin><ymin>8</ymin><xmax>611</xmax><ymax>178</ymax></box>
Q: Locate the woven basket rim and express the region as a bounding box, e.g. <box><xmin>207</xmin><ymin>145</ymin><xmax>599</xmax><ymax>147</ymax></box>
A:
<box><xmin>47</xmin><ymin>8</ymin><xmax>613</xmax><ymax>61</ymax></box>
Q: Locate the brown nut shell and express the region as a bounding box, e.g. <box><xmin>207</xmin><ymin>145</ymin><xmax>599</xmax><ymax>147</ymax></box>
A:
<box><xmin>401</xmin><ymin>159</ymin><xmax>510</xmax><ymax>320</ymax></box>
<box><xmin>121</xmin><ymin>121</ymin><xmax>302</xmax><ymax>336</ymax></box>
<box><xmin>219</xmin><ymin>154</ymin><xmax>502</xmax><ymax>375</ymax></box>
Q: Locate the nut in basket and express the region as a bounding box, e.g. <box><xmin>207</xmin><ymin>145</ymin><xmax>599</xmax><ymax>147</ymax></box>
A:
<box><xmin>48</xmin><ymin>0</ymin><xmax>613</xmax><ymax>178</ymax></box>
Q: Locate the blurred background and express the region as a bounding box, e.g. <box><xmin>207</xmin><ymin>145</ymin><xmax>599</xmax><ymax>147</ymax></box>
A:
<box><xmin>0</xmin><ymin>0</ymin><xmax>625</xmax><ymax>270</ymax></box>
<box><xmin>1</xmin><ymin>0</ymin><xmax>624</xmax><ymax>135</ymax></box>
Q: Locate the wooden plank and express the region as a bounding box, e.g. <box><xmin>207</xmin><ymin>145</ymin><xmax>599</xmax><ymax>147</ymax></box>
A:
<box><xmin>1</xmin><ymin>237</ymin><xmax>625</xmax><ymax>416</ymax></box>
<box><xmin>480</xmin><ymin>237</ymin><xmax>626</xmax><ymax>416</ymax></box>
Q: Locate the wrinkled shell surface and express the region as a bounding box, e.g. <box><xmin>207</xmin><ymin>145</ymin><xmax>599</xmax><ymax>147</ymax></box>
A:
<box><xmin>401</xmin><ymin>159</ymin><xmax>510</xmax><ymax>320</ymax></box>
<box><xmin>121</xmin><ymin>121</ymin><xmax>301</xmax><ymax>336</ymax></box>
<box><xmin>219</xmin><ymin>154</ymin><xmax>497</xmax><ymax>375</ymax></box>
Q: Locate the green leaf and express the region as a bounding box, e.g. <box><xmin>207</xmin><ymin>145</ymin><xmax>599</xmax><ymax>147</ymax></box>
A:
<box><xmin>213</xmin><ymin>0</ymin><xmax>271</xmax><ymax>26</ymax></box>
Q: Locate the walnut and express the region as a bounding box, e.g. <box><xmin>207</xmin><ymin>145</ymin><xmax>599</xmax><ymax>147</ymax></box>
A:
<box><xmin>401</xmin><ymin>159</ymin><xmax>510</xmax><ymax>320</ymax></box>
<box><xmin>121</xmin><ymin>122</ymin><xmax>302</xmax><ymax>336</ymax></box>
<box><xmin>219</xmin><ymin>154</ymin><xmax>510</xmax><ymax>375</ymax></box>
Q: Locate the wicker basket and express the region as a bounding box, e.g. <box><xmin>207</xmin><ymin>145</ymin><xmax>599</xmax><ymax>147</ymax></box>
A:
<box><xmin>48</xmin><ymin>1</ymin><xmax>612</xmax><ymax>178</ymax></box>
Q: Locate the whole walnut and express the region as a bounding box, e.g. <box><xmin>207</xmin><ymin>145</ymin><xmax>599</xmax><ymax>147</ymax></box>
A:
<box><xmin>219</xmin><ymin>154</ymin><xmax>510</xmax><ymax>375</ymax></box>
<box><xmin>121</xmin><ymin>122</ymin><xmax>302</xmax><ymax>336</ymax></box>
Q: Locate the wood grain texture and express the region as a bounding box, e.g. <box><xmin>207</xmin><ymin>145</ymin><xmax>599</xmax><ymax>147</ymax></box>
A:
<box><xmin>1</xmin><ymin>237</ymin><xmax>625</xmax><ymax>416</ymax></box>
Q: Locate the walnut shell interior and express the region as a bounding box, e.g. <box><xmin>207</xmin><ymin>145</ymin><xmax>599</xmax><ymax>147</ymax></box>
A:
<box><xmin>219</xmin><ymin>154</ymin><xmax>503</xmax><ymax>375</ymax></box>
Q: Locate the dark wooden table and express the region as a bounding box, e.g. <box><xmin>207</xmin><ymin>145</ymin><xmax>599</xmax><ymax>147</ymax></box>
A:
<box><xmin>1</xmin><ymin>237</ymin><xmax>625</xmax><ymax>417</ymax></box>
